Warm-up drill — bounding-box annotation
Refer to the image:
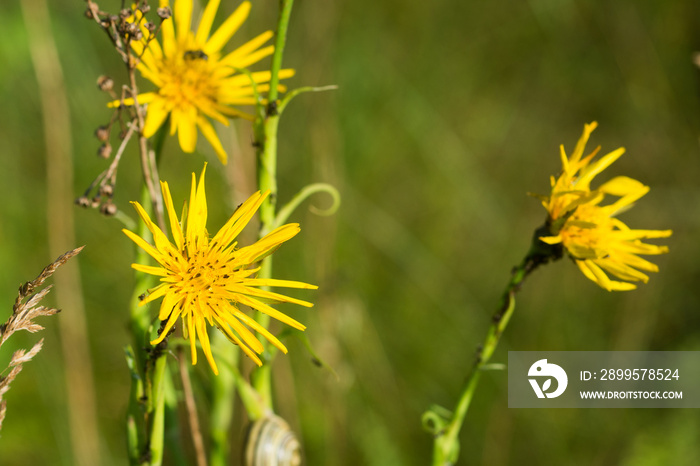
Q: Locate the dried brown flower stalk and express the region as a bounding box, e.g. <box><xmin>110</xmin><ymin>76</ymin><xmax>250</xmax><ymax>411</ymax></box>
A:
<box><xmin>80</xmin><ymin>0</ymin><xmax>166</xmax><ymax>227</ymax></box>
<box><xmin>0</xmin><ymin>246</ymin><xmax>84</xmax><ymax>430</ymax></box>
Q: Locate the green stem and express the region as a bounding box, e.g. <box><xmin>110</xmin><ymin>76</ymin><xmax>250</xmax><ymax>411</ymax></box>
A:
<box><xmin>127</xmin><ymin>119</ymin><xmax>169</xmax><ymax>465</ymax></box>
<box><xmin>147</xmin><ymin>348</ymin><xmax>168</xmax><ymax>466</ymax></box>
<box><xmin>209</xmin><ymin>332</ymin><xmax>238</xmax><ymax>466</ymax></box>
<box><xmin>127</xmin><ymin>186</ymin><xmax>157</xmax><ymax>466</ymax></box>
<box><xmin>430</xmin><ymin>226</ymin><xmax>561</xmax><ymax>466</ymax></box>
<box><xmin>252</xmin><ymin>0</ymin><xmax>295</xmax><ymax>412</ymax></box>
<box><xmin>267</xmin><ymin>0</ymin><xmax>294</xmax><ymax>107</ymax></box>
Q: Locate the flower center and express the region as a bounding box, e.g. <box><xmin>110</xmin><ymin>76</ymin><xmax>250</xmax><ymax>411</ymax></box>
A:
<box><xmin>178</xmin><ymin>250</ymin><xmax>230</xmax><ymax>297</ymax></box>
<box><xmin>160</xmin><ymin>51</ymin><xmax>218</xmax><ymax>108</ymax></box>
<box><xmin>559</xmin><ymin>204</ymin><xmax>614</xmax><ymax>258</ymax></box>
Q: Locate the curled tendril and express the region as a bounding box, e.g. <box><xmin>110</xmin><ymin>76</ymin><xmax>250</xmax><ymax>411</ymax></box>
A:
<box><xmin>273</xmin><ymin>183</ymin><xmax>341</xmax><ymax>229</ymax></box>
<box><xmin>421</xmin><ymin>404</ymin><xmax>453</xmax><ymax>435</ymax></box>
<box><xmin>278</xmin><ymin>85</ymin><xmax>339</xmax><ymax>114</ymax></box>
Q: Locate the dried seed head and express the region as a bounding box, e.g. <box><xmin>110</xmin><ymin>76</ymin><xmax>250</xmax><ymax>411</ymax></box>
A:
<box><xmin>119</xmin><ymin>9</ymin><xmax>132</xmax><ymax>20</ymax></box>
<box><xmin>139</xmin><ymin>4</ymin><xmax>151</xmax><ymax>14</ymax></box>
<box><xmin>127</xmin><ymin>23</ymin><xmax>143</xmax><ymax>41</ymax></box>
<box><xmin>145</xmin><ymin>22</ymin><xmax>156</xmax><ymax>33</ymax></box>
<box><xmin>97</xmin><ymin>75</ymin><xmax>114</xmax><ymax>92</ymax></box>
<box><xmin>99</xmin><ymin>184</ymin><xmax>114</xmax><ymax>197</ymax></box>
<box><xmin>97</xmin><ymin>143</ymin><xmax>112</xmax><ymax>159</ymax></box>
<box><xmin>91</xmin><ymin>197</ymin><xmax>101</xmax><ymax>209</ymax></box>
<box><xmin>75</xmin><ymin>196</ymin><xmax>91</xmax><ymax>208</ymax></box>
<box><xmin>157</xmin><ymin>7</ymin><xmax>172</xmax><ymax>20</ymax></box>
<box><xmin>100</xmin><ymin>202</ymin><xmax>118</xmax><ymax>217</ymax></box>
<box><xmin>94</xmin><ymin>126</ymin><xmax>109</xmax><ymax>142</ymax></box>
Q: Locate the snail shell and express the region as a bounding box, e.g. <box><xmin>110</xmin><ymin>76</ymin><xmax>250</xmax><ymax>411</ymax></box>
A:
<box><xmin>244</xmin><ymin>414</ymin><xmax>303</xmax><ymax>466</ymax></box>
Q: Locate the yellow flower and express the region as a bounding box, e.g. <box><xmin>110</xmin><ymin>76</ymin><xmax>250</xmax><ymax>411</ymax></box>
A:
<box><xmin>114</xmin><ymin>0</ymin><xmax>293</xmax><ymax>164</ymax></box>
<box><xmin>539</xmin><ymin>122</ymin><xmax>672</xmax><ymax>291</ymax></box>
<box><xmin>123</xmin><ymin>165</ymin><xmax>316</xmax><ymax>374</ymax></box>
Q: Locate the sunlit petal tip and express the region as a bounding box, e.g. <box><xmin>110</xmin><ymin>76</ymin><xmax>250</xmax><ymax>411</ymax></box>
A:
<box><xmin>539</xmin><ymin>235</ymin><xmax>563</xmax><ymax>245</ymax></box>
<box><xmin>585</xmin><ymin>121</ymin><xmax>598</xmax><ymax>132</ymax></box>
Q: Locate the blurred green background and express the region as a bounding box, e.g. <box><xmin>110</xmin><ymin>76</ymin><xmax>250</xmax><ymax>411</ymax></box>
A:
<box><xmin>1</xmin><ymin>0</ymin><xmax>700</xmax><ymax>465</ymax></box>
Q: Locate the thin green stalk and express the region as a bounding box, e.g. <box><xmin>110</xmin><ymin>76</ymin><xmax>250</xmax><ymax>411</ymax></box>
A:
<box><xmin>429</xmin><ymin>226</ymin><xmax>561</xmax><ymax>466</ymax></box>
<box><xmin>147</xmin><ymin>349</ymin><xmax>168</xmax><ymax>466</ymax></box>
<box><xmin>127</xmin><ymin>119</ymin><xmax>169</xmax><ymax>464</ymax></box>
<box><xmin>252</xmin><ymin>0</ymin><xmax>295</xmax><ymax>411</ymax></box>
<box><xmin>127</xmin><ymin>185</ymin><xmax>158</xmax><ymax>466</ymax></box>
<box><xmin>209</xmin><ymin>332</ymin><xmax>239</xmax><ymax>466</ymax></box>
<box><xmin>267</xmin><ymin>0</ymin><xmax>294</xmax><ymax>106</ymax></box>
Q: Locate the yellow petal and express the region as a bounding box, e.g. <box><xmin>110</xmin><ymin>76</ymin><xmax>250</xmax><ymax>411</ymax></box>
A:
<box><xmin>195</xmin><ymin>316</ymin><xmax>218</xmax><ymax>375</ymax></box>
<box><xmin>243</xmin><ymin>278</ymin><xmax>318</xmax><ymax>290</ymax></box>
<box><xmin>194</xmin><ymin>0</ymin><xmax>221</xmax><ymax>44</ymax></box>
<box><xmin>159</xmin><ymin>0</ymin><xmax>176</xmax><ymax>57</ymax></box>
<box><xmin>132</xmin><ymin>263</ymin><xmax>168</xmax><ymax>277</ymax></box>
<box><xmin>173</xmin><ymin>0</ymin><xmax>193</xmax><ymax>45</ymax></box>
<box><xmin>160</xmin><ymin>180</ymin><xmax>185</xmax><ymax>250</ymax></box>
<box><xmin>177</xmin><ymin>107</ymin><xmax>198</xmax><ymax>153</ymax></box>
<box><xmin>229</xmin><ymin>45</ymin><xmax>274</xmax><ymax>69</ymax></box>
<box><xmin>150</xmin><ymin>304</ymin><xmax>182</xmax><ymax>345</ymax></box>
<box><xmin>123</xmin><ymin>228</ymin><xmax>166</xmax><ymax>265</ymax></box>
<box><xmin>187</xmin><ymin>312</ymin><xmax>197</xmax><ymax>364</ymax></box>
<box><xmin>186</xmin><ymin>166</ymin><xmax>208</xmax><ymax>252</ymax></box>
<box><xmin>143</xmin><ymin>98</ymin><xmax>172</xmax><ymax>138</ymax></box>
<box><xmin>570</xmin><ymin>121</ymin><xmax>598</xmax><ymax>165</ymax></box>
<box><xmin>595</xmin><ymin>258</ymin><xmax>650</xmax><ymax>283</ymax></box>
<box><xmin>539</xmin><ymin>235</ymin><xmax>563</xmax><ymax>245</ymax></box>
<box><xmin>204</xmin><ymin>1</ymin><xmax>251</xmax><ymax>54</ymax></box>
<box><xmin>138</xmin><ymin>283</ymin><xmax>170</xmax><ymax>305</ymax></box>
<box><xmin>210</xmin><ymin>191</ymin><xmax>266</xmax><ymax>250</ymax></box>
<box><xmin>216</xmin><ymin>311</ymin><xmax>263</xmax><ymax>354</ymax></box>
<box><xmin>233</xmin><ymin>224</ymin><xmax>300</xmax><ymax>265</ymax></box>
<box><xmin>158</xmin><ymin>292</ymin><xmax>183</xmax><ymax>321</ymax></box>
<box><xmin>599</xmin><ymin>176</ymin><xmax>646</xmax><ymax>196</ymax></box>
<box><xmin>196</xmin><ymin>116</ymin><xmax>228</xmax><ymax>164</ymax></box>
<box><xmin>219</xmin><ymin>31</ymin><xmax>274</xmax><ymax>67</ymax></box>
<box><xmin>576</xmin><ymin>148</ymin><xmax>625</xmax><ymax>190</ymax></box>
<box><xmin>576</xmin><ymin>259</ymin><xmax>613</xmax><ymax>291</ymax></box>
<box><xmin>221</xmin><ymin>69</ymin><xmax>295</xmax><ymax>88</ymax></box>
<box><xmin>236</xmin><ymin>294</ymin><xmax>307</xmax><ymax>330</ymax></box>
<box><xmin>235</xmin><ymin>311</ymin><xmax>288</xmax><ymax>354</ymax></box>
<box><xmin>213</xmin><ymin>317</ymin><xmax>263</xmax><ymax>366</ymax></box>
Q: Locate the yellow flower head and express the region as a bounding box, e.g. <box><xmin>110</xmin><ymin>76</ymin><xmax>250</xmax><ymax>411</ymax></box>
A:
<box><xmin>123</xmin><ymin>165</ymin><xmax>316</xmax><ymax>374</ymax></box>
<box><xmin>115</xmin><ymin>0</ymin><xmax>294</xmax><ymax>164</ymax></box>
<box><xmin>539</xmin><ymin>122</ymin><xmax>672</xmax><ymax>291</ymax></box>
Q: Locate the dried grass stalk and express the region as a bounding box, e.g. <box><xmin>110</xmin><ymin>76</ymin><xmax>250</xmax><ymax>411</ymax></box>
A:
<box><xmin>0</xmin><ymin>246</ymin><xmax>83</xmax><ymax>430</ymax></box>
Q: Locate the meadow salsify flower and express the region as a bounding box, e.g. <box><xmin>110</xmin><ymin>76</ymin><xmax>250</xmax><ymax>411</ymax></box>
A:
<box><xmin>123</xmin><ymin>165</ymin><xmax>316</xmax><ymax>374</ymax></box>
<box><xmin>113</xmin><ymin>0</ymin><xmax>294</xmax><ymax>164</ymax></box>
<box><xmin>538</xmin><ymin>122</ymin><xmax>672</xmax><ymax>291</ymax></box>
